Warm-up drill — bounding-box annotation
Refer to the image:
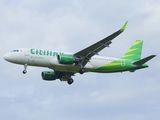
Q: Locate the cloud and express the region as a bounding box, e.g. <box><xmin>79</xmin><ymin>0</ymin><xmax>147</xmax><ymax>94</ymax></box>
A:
<box><xmin>0</xmin><ymin>0</ymin><xmax>160</xmax><ymax>120</ymax></box>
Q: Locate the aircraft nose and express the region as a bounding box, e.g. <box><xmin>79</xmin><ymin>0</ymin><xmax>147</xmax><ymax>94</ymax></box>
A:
<box><xmin>4</xmin><ymin>53</ymin><xmax>11</xmax><ymax>61</ymax></box>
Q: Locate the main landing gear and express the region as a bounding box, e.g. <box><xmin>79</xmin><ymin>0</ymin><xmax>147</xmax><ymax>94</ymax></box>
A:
<box><xmin>67</xmin><ymin>78</ymin><xmax>74</xmax><ymax>85</ymax></box>
<box><xmin>78</xmin><ymin>63</ymin><xmax>85</xmax><ymax>74</ymax></box>
<box><xmin>23</xmin><ymin>64</ymin><xmax>27</xmax><ymax>74</ymax></box>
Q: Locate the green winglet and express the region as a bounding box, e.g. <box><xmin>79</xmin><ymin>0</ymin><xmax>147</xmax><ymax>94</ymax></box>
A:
<box><xmin>121</xmin><ymin>21</ymin><xmax>128</xmax><ymax>31</ymax></box>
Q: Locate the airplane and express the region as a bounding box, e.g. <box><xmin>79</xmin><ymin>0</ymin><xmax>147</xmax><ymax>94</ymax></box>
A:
<box><xmin>3</xmin><ymin>21</ymin><xmax>156</xmax><ymax>85</ymax></box>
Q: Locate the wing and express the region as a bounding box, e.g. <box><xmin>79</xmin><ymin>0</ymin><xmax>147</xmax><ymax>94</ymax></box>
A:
<box><xmin>74</xmin><ymin>21</ymin><xmax>128</xmax><ymax>66</ymax></box>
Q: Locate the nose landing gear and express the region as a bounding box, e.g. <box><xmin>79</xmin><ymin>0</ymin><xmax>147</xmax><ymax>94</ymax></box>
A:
<box><xmin>23</xmin><ymin>64</ymin><xmax>27</xmax><ymax>74</ymax></box>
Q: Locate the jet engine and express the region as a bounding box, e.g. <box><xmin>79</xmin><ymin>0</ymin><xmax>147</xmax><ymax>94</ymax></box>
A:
<box><xmin>57</xmin><ymin>54</ymin><xmax>75</xmax><ymax>64</ymax></box>
<box><xmin>41</xmin><ymin>71</ymin><xmax>59</xmax><ymax>81</ymax></box>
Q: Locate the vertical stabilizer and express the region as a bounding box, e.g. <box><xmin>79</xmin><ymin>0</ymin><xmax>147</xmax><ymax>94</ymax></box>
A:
<box><xmin>121</xmin><ymin>40</ymin><xmax>143</xmax><ymax>60</ymax></box>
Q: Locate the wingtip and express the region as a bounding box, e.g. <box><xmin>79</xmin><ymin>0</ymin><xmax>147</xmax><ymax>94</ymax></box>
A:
<box><xmin>121</xmin><ymin>21</ymin><xmax>128</xmax><ymax>31</ymax></box>
<box><xmin>152</xmin><ymin>55</ymin><xmax>156</xmax><ymax>58</ymax></box>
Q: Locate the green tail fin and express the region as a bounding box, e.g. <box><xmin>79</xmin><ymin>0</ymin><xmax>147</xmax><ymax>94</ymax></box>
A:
<box><xmin>121</xmin><ymin>40</ymin><xmax>143</xmax><ymax>60</ymax></box>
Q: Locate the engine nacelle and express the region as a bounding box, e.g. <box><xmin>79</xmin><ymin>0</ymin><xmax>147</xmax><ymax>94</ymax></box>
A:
<box><xmin>41</xmin><ymin>71</ymin><xmax>59</xmax><ymax>81</ymax></box>
<box><xmin>57</xmin><ymin>54</ymin><xmax>75</xmax><ymax>64</ymax></box>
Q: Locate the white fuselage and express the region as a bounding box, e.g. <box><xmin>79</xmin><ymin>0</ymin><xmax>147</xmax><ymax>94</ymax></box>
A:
<box><xmin>4</xmin><ymin>48</ymin><xmax>118</xmax><ymax>73</ymax></box>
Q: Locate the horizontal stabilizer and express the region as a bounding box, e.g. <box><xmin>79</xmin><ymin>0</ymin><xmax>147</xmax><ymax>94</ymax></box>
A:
<box><xmin>133</xmin><ymin>55</ymin><xmax>156</xmax><ymax>65</ymax></box>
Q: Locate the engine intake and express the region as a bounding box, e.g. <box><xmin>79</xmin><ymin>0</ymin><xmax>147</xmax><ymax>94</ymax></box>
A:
<box><xmin>41</xmin><ymin>71</ymin><xmax>59</xmax><ymax>81</ymax></box>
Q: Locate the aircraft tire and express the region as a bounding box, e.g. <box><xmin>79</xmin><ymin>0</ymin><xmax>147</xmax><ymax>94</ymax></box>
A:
<box><xmin>23</xmin><ymin>70</ymin><xmax>27</xmax><ymax>74</ymax></box>
<box><xmin>79</xmin><ymin>68</ymin><xmax>85</xmax><ymax>74</ymax></box>
<box><xmin>68</xmin><ymin>78</ymin><xmax>74</xmax><ymax>85</ymax></box>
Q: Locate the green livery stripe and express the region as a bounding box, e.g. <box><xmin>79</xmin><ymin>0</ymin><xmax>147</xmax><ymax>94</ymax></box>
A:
<box><xmin>122</xmin><ymin>54</ymin><xmax>134</xmax><ymax>58</ymax></box>
<box><xmin>94</xmin><ymin>68</ymin><xmax>129</xmax><ymax>73</ymax></box>
<box><xmin>92</xmin><ymin>58</ymin><xmax>148</xmax><ymax>73</ymax></box>
<box><xmin>121</xmin><ymin>40</ymin><xmax>143</xmax><ymax>60</ymax></box>
<box><xmin>105</xmin><ymin>62</ymin><xmax>120</xmax><ymax>66</ymax></box>
<box><xmin>127</xmin><ymin>48</ymin><xmax>138</xmax><ymax>52</ymax></box>
<box><xmin>133</xmin><ymin>40</ymin><xmax>142</xmax><ymax>45</ymax></box>
<box><xmin>93</xmin><ymin>59</ymin><xmax>132</xmax><ymax>73</ymax></box>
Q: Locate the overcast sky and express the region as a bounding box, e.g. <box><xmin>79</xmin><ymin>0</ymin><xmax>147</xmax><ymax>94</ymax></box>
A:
<box><xmin>0</xmin><ymin>0</ymin><xmax>160</xmax><ymax>120</ymax></box>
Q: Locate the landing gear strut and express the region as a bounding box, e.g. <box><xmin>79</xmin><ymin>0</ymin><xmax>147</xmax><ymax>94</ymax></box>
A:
<box><xmin>67</xmin><ymin>78</ymin><xmax>74</xmax><ymax>85</ymax></box>
<box><xmin>23</xmin><ymin>64</ymin><xmax>27</xmax><ymax>74</ymax></box>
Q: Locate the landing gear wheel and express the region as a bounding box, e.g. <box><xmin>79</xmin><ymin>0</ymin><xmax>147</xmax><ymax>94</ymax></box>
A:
<box><xmin>79</xmin><ymin>68</ymin><xmax>85</xmax><ymax>74</ymax></box>
<box><xmin>67</xmin><ymin>78</ymin><xmax>74</xmax><ymax>85</ymax></box>
<box><xmin>23</xmin><ymin>70</ymin><xmax>27</xmax><ymax>74</ymax></box>
<box><xmin>23</xmin><ymin>64</ymin><xmax>27</xmax><ymax>74</ymax></box>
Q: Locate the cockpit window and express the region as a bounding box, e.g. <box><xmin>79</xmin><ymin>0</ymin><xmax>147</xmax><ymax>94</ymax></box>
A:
<box><xmin>11</xmin><ymin>50</ymin><xmax>19</xmax><ymax>52</ymax></box>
